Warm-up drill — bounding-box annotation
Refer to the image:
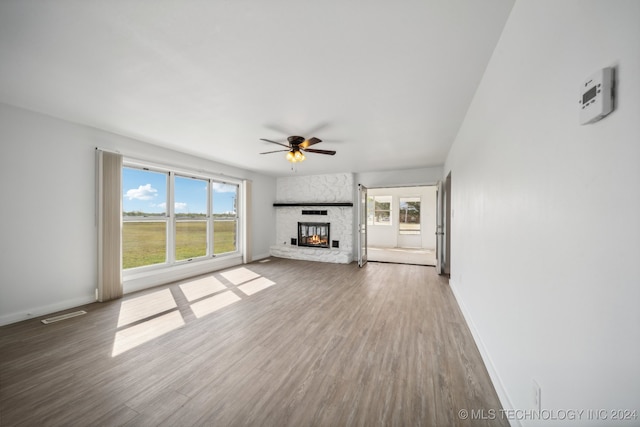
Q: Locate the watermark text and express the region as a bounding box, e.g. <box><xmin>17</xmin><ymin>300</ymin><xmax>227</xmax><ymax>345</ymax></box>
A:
<box><xmin>457</xmin><ymin>408</ymin><xmax>638</xmax><ymax>422</ymax></box>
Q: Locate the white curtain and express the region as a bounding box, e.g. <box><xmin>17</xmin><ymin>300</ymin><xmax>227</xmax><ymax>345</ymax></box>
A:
<box><xmin>97</xmin><ymin>149</ymin><xmax>123</xmax><ymax>301</ymax></box>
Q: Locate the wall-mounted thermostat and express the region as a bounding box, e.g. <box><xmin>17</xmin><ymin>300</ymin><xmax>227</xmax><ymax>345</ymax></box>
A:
<box><xmin>579</xmin><ymin>67</ymin><xmax>614</xmax><ymax>125</ymax></box>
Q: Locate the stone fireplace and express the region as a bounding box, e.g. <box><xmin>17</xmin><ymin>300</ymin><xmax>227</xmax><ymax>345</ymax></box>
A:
<box><xmin>270</xmin><ymin>173</ymin><xmax>354</xmax><ymax>264</ymax></box>
<box><xmin>298</xmin><ymin>222</ymin><xmax>330</xmax><ymax>248</ymax></box>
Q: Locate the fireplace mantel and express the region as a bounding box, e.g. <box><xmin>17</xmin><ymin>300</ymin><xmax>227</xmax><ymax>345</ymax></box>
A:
<box><xmin>273</xmin><ymin>202</ymin><xmax>353</xmax><ymax>207</ymax></box>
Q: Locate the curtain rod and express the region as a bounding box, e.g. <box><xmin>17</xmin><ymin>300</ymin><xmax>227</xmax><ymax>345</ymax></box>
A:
<box><xmin>95</xmin><ymin>146</ymin><xmax>122</xmax><ymax>155</ymax></box>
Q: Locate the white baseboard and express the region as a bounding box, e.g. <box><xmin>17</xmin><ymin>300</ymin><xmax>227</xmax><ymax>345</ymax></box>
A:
<box><xmin>448</xmin><ymin>279</ymin><xmax>519</xmax><ymax>427</ymax></box>
<box><xmin>251</xmin><ymin>252</ymin><xmax>271</xmax><ymax>262</ymax></box>
<box><xmin>0</xmin><ymin>295</ymin><xmax>96</xmax><ymax>327</ymax></box>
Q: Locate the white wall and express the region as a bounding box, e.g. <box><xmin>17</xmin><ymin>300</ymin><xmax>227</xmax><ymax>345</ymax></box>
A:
<box><xmin>0</xmin><ymin>103</ymin><xmax>276</xmax><ymax>325</ymax></box>
<box><xmin>445</xmin><ymin>1</ymin><xmax>640</xmax><ymax>425</ymax></box>
<box><xmin>356</xmin><ymin>166</ymin><xmax>443</xmax><ymax>188</ymax></box>
<box><xmin>367</xmin><ymin>186</ymin><xmax>437</xmax><ymax>249</ymax></box>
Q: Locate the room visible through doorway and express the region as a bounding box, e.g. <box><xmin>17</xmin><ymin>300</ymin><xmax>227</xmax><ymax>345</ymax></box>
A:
<box><xmin>366</xmin><ymin>185</ymin><xmax>437</xmax><ymax>266</ymax></box>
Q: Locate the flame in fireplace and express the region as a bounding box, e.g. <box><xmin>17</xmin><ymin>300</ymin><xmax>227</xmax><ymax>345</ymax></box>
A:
<box><xmin>298</xmin><ymin>222</ymin><xmax>329</xmax><ymax>247</ymax></box>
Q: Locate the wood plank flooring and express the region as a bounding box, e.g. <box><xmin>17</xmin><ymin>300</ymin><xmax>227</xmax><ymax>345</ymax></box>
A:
<box><xmin>0</xmin><ymin>258</ymin><xmax>507</xmax><ymax>427</ymax></box>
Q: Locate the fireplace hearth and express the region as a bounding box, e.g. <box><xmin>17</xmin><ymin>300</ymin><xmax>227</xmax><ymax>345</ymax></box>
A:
<box><xmin>298</xmin><ymin>222</ymin><xmax>330</xmax><ymax>248</ymax></box>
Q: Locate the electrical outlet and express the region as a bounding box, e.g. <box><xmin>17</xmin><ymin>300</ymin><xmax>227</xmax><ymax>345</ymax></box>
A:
<box><xmin>533</xmin><ymin>379</ymin><xmax>541</xmax><ymax>411</ymax></box>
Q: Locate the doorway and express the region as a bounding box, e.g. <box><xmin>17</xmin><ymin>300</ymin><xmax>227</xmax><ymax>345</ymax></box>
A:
<box><xmin>365</xmin><ymin>185</ymin><xmax>437</xmax><ymax>266</ymax></box>
<box><xmin>436</xmin><ymin>172</ymin><xmax>452</xmax><ymax>275</ymax></box>
<box><xmin>444</xmin><ymin>172</ymin><xmax>451</xmax><ymax>275</ymax></box>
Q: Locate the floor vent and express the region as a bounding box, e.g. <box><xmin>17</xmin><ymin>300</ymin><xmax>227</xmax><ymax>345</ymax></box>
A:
<box><xmin>41</xmin><ymin>310</ymin><xmax>87</xmax><ymax>324</ymax></box>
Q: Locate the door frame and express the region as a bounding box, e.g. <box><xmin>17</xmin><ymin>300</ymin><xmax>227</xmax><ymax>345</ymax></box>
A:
<box><xmin>436</xmin><ymin>172</ymin><xmax>452</xmax><ymax>275</ymax></box>
<box><xmin>357</xmin><ymin>184</ymin><xmax>368</xmax><ymax>267</ymax></box>
<box><xmin>356</xmin><ymin>181</ymin><xmax>441</xmax><ymax>266</ymax></box>
<box><xmin>436</xmin><ymin>180</ymin><xmax>444</xmax><ymax>274</ymax></box>
<box><xmin>444</xmin><ymin>172</ymin><xmax>452</xmax><ymax>275</ymax></box>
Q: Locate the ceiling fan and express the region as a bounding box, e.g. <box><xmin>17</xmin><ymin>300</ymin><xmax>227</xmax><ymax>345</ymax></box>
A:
<box><xmin>260</xmin><ymin>136</ymin><xmax>336</xmax><ymax>163</ymax></box>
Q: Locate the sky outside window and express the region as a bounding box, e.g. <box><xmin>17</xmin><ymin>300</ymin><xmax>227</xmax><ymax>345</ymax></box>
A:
<box><xmin>212</xmin><ymin>182</ymin><xmax>237</xmax><ymax>215</ymax></box>
<box><xmin>123</xmin><ymin>168</ymin><xmax>167</xmax><ymax>215</ymax></box>
<box><xmin>175</xmin><ymin>176</ymin><xmax>207</xmax><ymax>216</ymax></box>
<box><xmin>123</xmin><ymin>168</ymin><xmax>236</xmax><ymax>215</ymax></box>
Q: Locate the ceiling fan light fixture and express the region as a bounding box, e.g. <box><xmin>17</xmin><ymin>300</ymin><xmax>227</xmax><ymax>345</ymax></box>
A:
<box><xmin>286</xmin><ymin>150</ymin><xmax>295</xmax><ymax>162</ymax></box>
<box><xmin>286</xmin><ymin>149</ymin><xmax>305</xmax><ymax>163</ymax></box>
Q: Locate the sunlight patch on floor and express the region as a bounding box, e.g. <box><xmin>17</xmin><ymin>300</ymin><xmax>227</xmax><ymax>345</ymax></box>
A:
<box><xmin>190</xmin><ymin>290</ymin><xmax>242</xmax><ymax>319</ymax></box>
<box><xmin>220</xmin><ymin>267</ymin><xmax>260</xmax><ymax>285</ymax></box>
<box><xmin>112</xmin><ymin>310</ymin><xmax>185</xmax><ymax>356</ymax></box>
<box><xmin>117</xmin><ymin>289</ymin><xmax>177</xmax><ymax>328</ymax></box>
<box><xmin>113</xmin><ymin>267</ymin><xmax>277</xmax><ymax>356</ymax></box>
<box><xmin>179</xmin><ymin>276</ymin><xmax>227</xmax><ymax>302</ymax></box>
<box><xmin>237</xmin><ymin>277</ymin><xmax>276</xmax><ymax>296</ymax></box>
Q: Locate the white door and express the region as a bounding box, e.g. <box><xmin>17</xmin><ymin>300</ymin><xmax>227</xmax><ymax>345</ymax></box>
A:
<box><xmin>358</xmin><ymin>184</ymin><xmax>368</xmax><ymax>267</ymax></box>
<box><xmin>435</xmin><ymin>180</ymin><xmax>444</xmax><ymax>274</ymax></box>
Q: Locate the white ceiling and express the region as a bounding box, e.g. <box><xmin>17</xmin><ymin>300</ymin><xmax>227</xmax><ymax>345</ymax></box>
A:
<box><xmin>0</xmin><ymin>0</ymin><xmax>514</xmax><ymax>177</ymax></box>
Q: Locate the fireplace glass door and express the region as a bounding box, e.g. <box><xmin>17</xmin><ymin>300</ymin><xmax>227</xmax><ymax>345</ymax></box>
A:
<box><xmin>298</xmin><ymin>222</ymin><xmax>330</xmax><ymax>248</ymax></box>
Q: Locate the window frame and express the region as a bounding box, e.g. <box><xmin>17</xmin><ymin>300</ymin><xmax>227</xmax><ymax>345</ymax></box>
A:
<box><xmin>367</xmin><ymin>195</ymin><xmax>393</xmax><ymax>226</ymax></box>
<box><xmin>122</xmin><ymin>166</ymin><xmax>170</xmax><ymax>270</ymax></box>
<box><xmin>212</xmin><ymin>180</ymin><xmax>239</xmax><ymax>256</ymax></box>
<box><xmin>122</xmin><ymin>159</ymin><xmax>243</xmax><ymax>276</ymax></box>
<box><xmin>398</xmin><ymin>196</ymin><xmax>421</xmax><ymax>235</ymax></box>
<box><xmin>174</xmin><ymin>174</ymin><xmax>210</xmax><ymax>263</ymax></box>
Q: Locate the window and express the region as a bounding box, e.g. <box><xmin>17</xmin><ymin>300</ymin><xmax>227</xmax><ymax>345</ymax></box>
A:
<box><xmin>399</xmin><ymin>197</ymin><xmax>421</xmax><ymax>235</ymax></box>
<box><xmin>122</xmin><ymin>163</ymin><xmax>241</xmax><ymax>271</ymax></box>
<box><xmin>212</xmin><ymin>182</ymin><xmax>238</xmax><ymax>255</ymax></box>
<box><xmin>122</xmin><ymin>167</ymin><xmax>168</xmax><ymax>269</ymax></box>
<box><xmin>367</xmin><ymin>195</ymin><xmax>392</xmax><ymax>225</ymax></box>
<box><xmin>175</xmin><ymin>176</ymin><xmax>208</xmax><ymax>261</ymax></box>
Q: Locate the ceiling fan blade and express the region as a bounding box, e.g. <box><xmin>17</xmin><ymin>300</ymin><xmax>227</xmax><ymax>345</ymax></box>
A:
<box><xmin>303</xmin><ymin>148</ymin><xmax>336</xmax><ymax>155</ymax></box>
<box><xmin>300</xmin><ymin>137</ymin><xmax>322</xmax><ymax>149</ymax></box>
<box><xmin>260</xmin><ymin>149</ymin><xmax>290</xmax><ymax>154</ymax></box>
<box><xmin>260</xmin><ymin>138</ymin><xmax>290</xmax><ymax>148</ymax></box>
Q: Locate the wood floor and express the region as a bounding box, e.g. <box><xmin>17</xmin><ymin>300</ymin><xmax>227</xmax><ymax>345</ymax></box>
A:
<box><xmin>0</xmin><ymin>258</ymin><xmax>507</xmax><ymax>427</ymax></box>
